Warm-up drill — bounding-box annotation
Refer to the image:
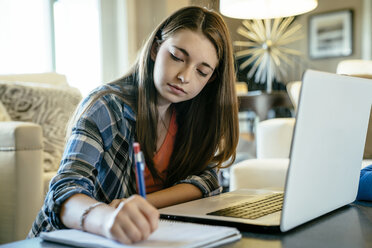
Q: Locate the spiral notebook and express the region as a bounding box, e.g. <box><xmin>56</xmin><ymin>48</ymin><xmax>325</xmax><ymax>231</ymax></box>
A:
<box><xmin>40</xmin><ymin>220</ymin><xmax>241</xmax><ymax>248</ymax></box>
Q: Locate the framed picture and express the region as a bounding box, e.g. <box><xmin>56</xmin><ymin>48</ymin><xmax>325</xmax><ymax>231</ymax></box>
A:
<box><xmin>309</xmin><ymin>9</ymin><xmax>353</xmax><ymax>59</ymax></box>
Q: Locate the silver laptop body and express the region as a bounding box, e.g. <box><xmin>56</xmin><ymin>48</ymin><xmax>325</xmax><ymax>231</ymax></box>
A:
<box><xmin>159</xmin><ymin>70</ymin><xmax>372</xmax><ymax>232</ymax></box>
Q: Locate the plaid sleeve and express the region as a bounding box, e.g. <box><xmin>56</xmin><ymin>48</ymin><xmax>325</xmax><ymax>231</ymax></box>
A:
<box><xmin>44</xmin><ymin>96</ymin><xmax>117</xmax><ymax>229</ymax></box>
<box><xmin>28</xmin><ymin>107</ymin><xmax>106</xmax><ymax>236</ymax></box>
<box><xmin>176</xmin><ymin>166</ymin><xmax>222</xmax><ymax>197</ymax></box>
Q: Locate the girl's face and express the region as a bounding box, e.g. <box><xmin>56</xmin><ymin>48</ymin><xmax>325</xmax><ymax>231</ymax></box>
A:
<box><xmin>152</xmin><ymin>29</ymin><xmax>218</xmax><ymax>106</ymax></box>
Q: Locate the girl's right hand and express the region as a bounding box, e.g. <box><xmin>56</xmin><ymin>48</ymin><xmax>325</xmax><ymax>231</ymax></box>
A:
<box><xmin>101</xmin><ymin>195</ymin><xmax>159</xmax><ymax>244</ymax></box>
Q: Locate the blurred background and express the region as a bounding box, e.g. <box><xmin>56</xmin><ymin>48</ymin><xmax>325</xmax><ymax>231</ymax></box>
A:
<box><xmin>1</xmin><ymin>0</ymin><xmax>371</xmax><ymax>96</ymax></box>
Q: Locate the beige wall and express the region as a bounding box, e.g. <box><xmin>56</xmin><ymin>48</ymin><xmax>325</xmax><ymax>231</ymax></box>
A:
<box><xmin>192</xmin><ymin>0</ymin><xmax>368</xmax><ymax>82</ymax></box>
<box><xmin>289</xmin><ymin>0</ymin><xmax>363</xmax><ymax>77</ymax></box>
<box><xmin>134</xmin><ymin>0</ymin><xmax>189</xmax><ymax>53</ymax></box>
<box><xmin>219</xmin><ymin>0</ymin><xmax>365</xmax><ymax>82</ymax></box>
<box><xmin>100</xmin><ymin>0</ymin><xmax>189</xmax><ymax>83</ymax></box>
<box><xmin>125</xmin><ymin>0</ymin><xmax>369</xmax><ymax>83</ymax></box>
<box><xmin>362</xmin><ymin>0</ymin><xmax>372</xmax><ymax>60</ymax></box>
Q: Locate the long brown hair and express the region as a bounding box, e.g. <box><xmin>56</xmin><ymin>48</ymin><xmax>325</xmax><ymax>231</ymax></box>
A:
<box><xmin>68</xmin><ymin>6</ymin><xmax>239</xmax><ymax>187</ymax></box>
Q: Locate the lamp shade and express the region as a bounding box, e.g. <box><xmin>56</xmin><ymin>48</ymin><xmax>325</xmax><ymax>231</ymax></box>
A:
<box><xmin>220</xmin><ymin>0</ymin><xmax>318</xmax><ymax>19</ymax></box>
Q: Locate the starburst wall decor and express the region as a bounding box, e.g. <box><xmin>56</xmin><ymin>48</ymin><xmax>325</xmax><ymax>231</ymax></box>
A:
<box><xmin>234</xmin><ymin>17</ymin><xmax>303</xmax><ymax>92</ymax></box>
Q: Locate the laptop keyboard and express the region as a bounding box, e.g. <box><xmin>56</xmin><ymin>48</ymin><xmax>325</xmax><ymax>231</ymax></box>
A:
<box><xmin>207</xmin><ymin>193</ymin><xmax>284</xmax><ymax>220</ymax></box>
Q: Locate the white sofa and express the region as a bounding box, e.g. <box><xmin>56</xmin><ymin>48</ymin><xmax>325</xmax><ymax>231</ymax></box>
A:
<box><xmin>0</xmin><ymin>73</ymin><xmax>82</xmax><ymax>244</ymax></box>
<box><xmin>230</xmin><ymin>61</ymin><xmax>372</xmax><ymax>191</ymax></box>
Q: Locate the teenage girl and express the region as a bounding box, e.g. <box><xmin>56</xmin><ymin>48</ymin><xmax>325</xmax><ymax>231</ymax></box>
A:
<box><xmin>29</xmin><ymin>6</ymin><xmax>239</xmax><ymax>244</ymax></box>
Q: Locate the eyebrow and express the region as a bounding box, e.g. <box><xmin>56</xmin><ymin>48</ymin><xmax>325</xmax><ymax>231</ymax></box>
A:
<box><xmin>173</xmin><ymin>45</ymin><xmax>215</xmax><ymax>71</ymax></box>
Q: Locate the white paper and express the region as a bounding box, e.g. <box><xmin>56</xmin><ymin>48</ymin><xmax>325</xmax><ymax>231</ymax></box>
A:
<box><xmin>40</xmin><ymin>220</ymin><xmax>241</xmax><ymax>248</ymax></box>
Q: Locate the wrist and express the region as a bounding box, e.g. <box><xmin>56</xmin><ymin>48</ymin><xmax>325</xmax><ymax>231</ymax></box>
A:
<box><xmin>82</xmin><ymin>203</ymin><xmax>115</xmax><ymax>235</ymax></box>
<box><xmin>80</xmin><ymin>202</ymin><xmax>106</xmax><ymax>231</ymax></box>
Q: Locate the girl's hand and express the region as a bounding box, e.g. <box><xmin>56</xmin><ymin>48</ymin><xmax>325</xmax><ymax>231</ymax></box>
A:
<box><xmin>102</xmin><ymin>195</ymin><xmax>159</xmax><ymax>244</ymax></box>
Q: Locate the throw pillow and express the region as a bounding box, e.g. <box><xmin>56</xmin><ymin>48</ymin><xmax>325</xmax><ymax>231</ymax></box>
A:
<box><xmin>0</xmin><ymin>101</ymin><xmax>11</xmax><ymax>121</ymax></box>
<box><xmin>0</xmin><ymin>81</ymin><xmax>82</xmax><ymax>172</ymax></box>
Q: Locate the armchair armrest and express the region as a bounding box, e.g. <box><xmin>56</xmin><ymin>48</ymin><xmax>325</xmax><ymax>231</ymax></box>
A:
<box><xmin>230</xmin><ymin>158</ymin><xmax>289</xmax><ymax>191</ymax></box>
<box><xmin>0</xmin><ymin>122</ymin><xmax>44</xmax><ymax>243</ymax></box>
<box><xmin>256</xmin><ymin>118</ymin><xmax>295</xmax><ymax>158</ymax></box>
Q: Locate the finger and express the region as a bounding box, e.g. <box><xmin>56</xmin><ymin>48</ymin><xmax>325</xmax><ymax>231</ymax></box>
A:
<box><xmin>103</xmin><ymin>210</ymin><xmax>132</xmax><ymax>245</ymax></box>
<box><xmin>127</xmin><ymin>206</ymin><xmax>152</xmax><ymax>240</ymax></box>
<box><xmin>118</xmin><ymin>212</ymin><xmax>143</xmax><ymax>243</ymax></box>
<box><xmin>135</xmin><ymin>197</ymin><xmax>160</xmax><ymax>232</ymax></box>
<box><xmin>116</xmin><ymin>201</ymin><xmax>144</xmax><ymax>243</ymax></box>
<box><xmin>108</xmin><ymin>222</ymin><xmax>133</xmax><ymax>245</ymax></box>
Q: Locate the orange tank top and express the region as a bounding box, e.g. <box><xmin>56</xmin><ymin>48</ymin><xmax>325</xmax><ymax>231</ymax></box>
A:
<box><xmin>144</xmin><ymin>109</ymin><xmax>177</xmax><ymax>193</ymax></box>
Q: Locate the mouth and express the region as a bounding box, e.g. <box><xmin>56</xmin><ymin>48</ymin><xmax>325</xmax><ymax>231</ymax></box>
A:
<box><xmin>168</xmin><ymin>83</ymin><xmax>186</xmax><ymax>94</ymax></box>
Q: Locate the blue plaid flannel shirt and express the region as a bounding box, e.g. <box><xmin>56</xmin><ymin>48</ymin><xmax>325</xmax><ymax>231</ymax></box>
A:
<box><xmin>28</xmin><ymin>83</ymin><xmax>222</xmax><ymax>238</ymax></box>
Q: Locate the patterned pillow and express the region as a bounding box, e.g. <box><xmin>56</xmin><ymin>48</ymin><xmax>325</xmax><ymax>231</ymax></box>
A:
<box><xmin>0</xmin><ymin>101</ymin><xmax>11</xmax><ymax>121</ymax></box>
<box><xmin>0</xmin><ymin>81</ymin><xmax>82</xmax><ymax>172</ymax></box>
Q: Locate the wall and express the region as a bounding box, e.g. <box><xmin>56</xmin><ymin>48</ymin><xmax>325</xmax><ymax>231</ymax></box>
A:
<box><xmin>134</xmin><ymin>0</ymin><xmax>189</xmax><ymax>55</ymax></box>
<box><xmin>220</xmin><ymin>0</ymin><xmax>367</xmax><ymax>82</ymax></box>
<box><xmin>106</xmin><ymin>0</ymin><xmax>370</xmax><ymax>84</ymax></box>
<box><xmin>362</xmin><ymin>0</ymin><xmax>372</xmax><ymax>60</ymax></box>
<box><xmin>100</xmin><ymin>0</ymin><xmax>189</xmax><ymax>84</ymax></box>
<box><xmin>189</xmin><ymin>0</ymin><xmax>370</xmax><ymax>82</ymax></box>
<box><xmin>289</xmin><ymin>0</ymin><xmax>363</xmax><ymax>77</ymax></box>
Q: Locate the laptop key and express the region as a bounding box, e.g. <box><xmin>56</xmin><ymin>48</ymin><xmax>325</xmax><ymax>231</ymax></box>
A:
<box><xmin>207</xmin><ymin>193</ymin><xmax>284</xmax><ymax>220</ymax></box>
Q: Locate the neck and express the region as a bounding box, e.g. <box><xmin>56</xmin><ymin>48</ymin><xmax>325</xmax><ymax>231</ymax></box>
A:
<box><xmin>156</xmin><ymin>102</ymin><xmax>172</xmax><ymax>152</ymax></box>
<box><xmin>157</xmin><ymin>102</ymin><xmax>172</xmax><ymax>121</ymax></box>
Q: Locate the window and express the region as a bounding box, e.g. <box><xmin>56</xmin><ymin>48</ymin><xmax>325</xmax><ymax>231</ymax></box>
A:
<box><xmin>53</xmin><ymin>0</ymin><xmax>102</xmax><ymax>95</ymax></box>
<box><xmin>0</xmin><ymin>0</ymin><xmax>53</xmax><ymax>73</ymax></box>
<box><xmin>0</xmin><ymin>0</ymin><xmax>102</xmax><ymax>96</ymax></box>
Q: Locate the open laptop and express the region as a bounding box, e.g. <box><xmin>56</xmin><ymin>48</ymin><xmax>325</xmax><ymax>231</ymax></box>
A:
<box><xmin>159</xmin><ymin>70</ymin><xmax>372</xmax><ymax>232</ymax></box>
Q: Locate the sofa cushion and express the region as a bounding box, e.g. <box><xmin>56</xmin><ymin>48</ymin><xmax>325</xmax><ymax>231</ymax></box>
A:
<box><xmin>0</xmin><ymin>81</ymin><xmax>82</xmax><ymax>172</ymax></box>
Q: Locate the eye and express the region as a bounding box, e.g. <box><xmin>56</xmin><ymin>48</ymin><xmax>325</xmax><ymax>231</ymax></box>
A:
<box><xmin>197</xmin><ymin>69</ymin><xmax>208</xmax><ymax>77</ymax></box>
<box><xmin>170</xmin><ymin>53</ymin><xmax>183</xmax><ymax>62</ymax></box>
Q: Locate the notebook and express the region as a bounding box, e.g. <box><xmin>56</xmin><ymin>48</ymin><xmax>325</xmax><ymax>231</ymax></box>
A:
<box><xmin>159</xmin><ymin>69</ymin><xmax>372</xmax><ymax>232</ymax></box>
<box><xmin>40</xmin><ymin>220</ymin><xmax>241</xmax><ymax>248</ymax></box>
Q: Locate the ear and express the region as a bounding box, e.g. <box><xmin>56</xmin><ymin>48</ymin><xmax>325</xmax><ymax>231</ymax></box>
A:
<box><xmin>150</xmin><ymin>40</ymin><xmax>159</xmax><ymax>61</ymax></box>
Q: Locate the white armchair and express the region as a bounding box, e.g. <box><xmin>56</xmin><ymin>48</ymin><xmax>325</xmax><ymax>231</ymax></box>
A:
<box><xmin>230</xmin><ymin>118</ymin><xmax>292</xmax><ymax>191</ymax></box>
<box><xmin>231</xmin><ymin>116</ymin><xmax>372</xmax><ymax>191</ymax></box>
<box><xmin>0</xmin><ymin>73</ymin><xmax>82</xmax><ymax>244</ymax></box>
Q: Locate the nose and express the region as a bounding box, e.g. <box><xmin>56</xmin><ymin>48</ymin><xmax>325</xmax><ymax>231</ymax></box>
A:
<box><xmin>177</xmin><ymin>66</ymin><xmax>192</xmax><ymax>84</ymax></box>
